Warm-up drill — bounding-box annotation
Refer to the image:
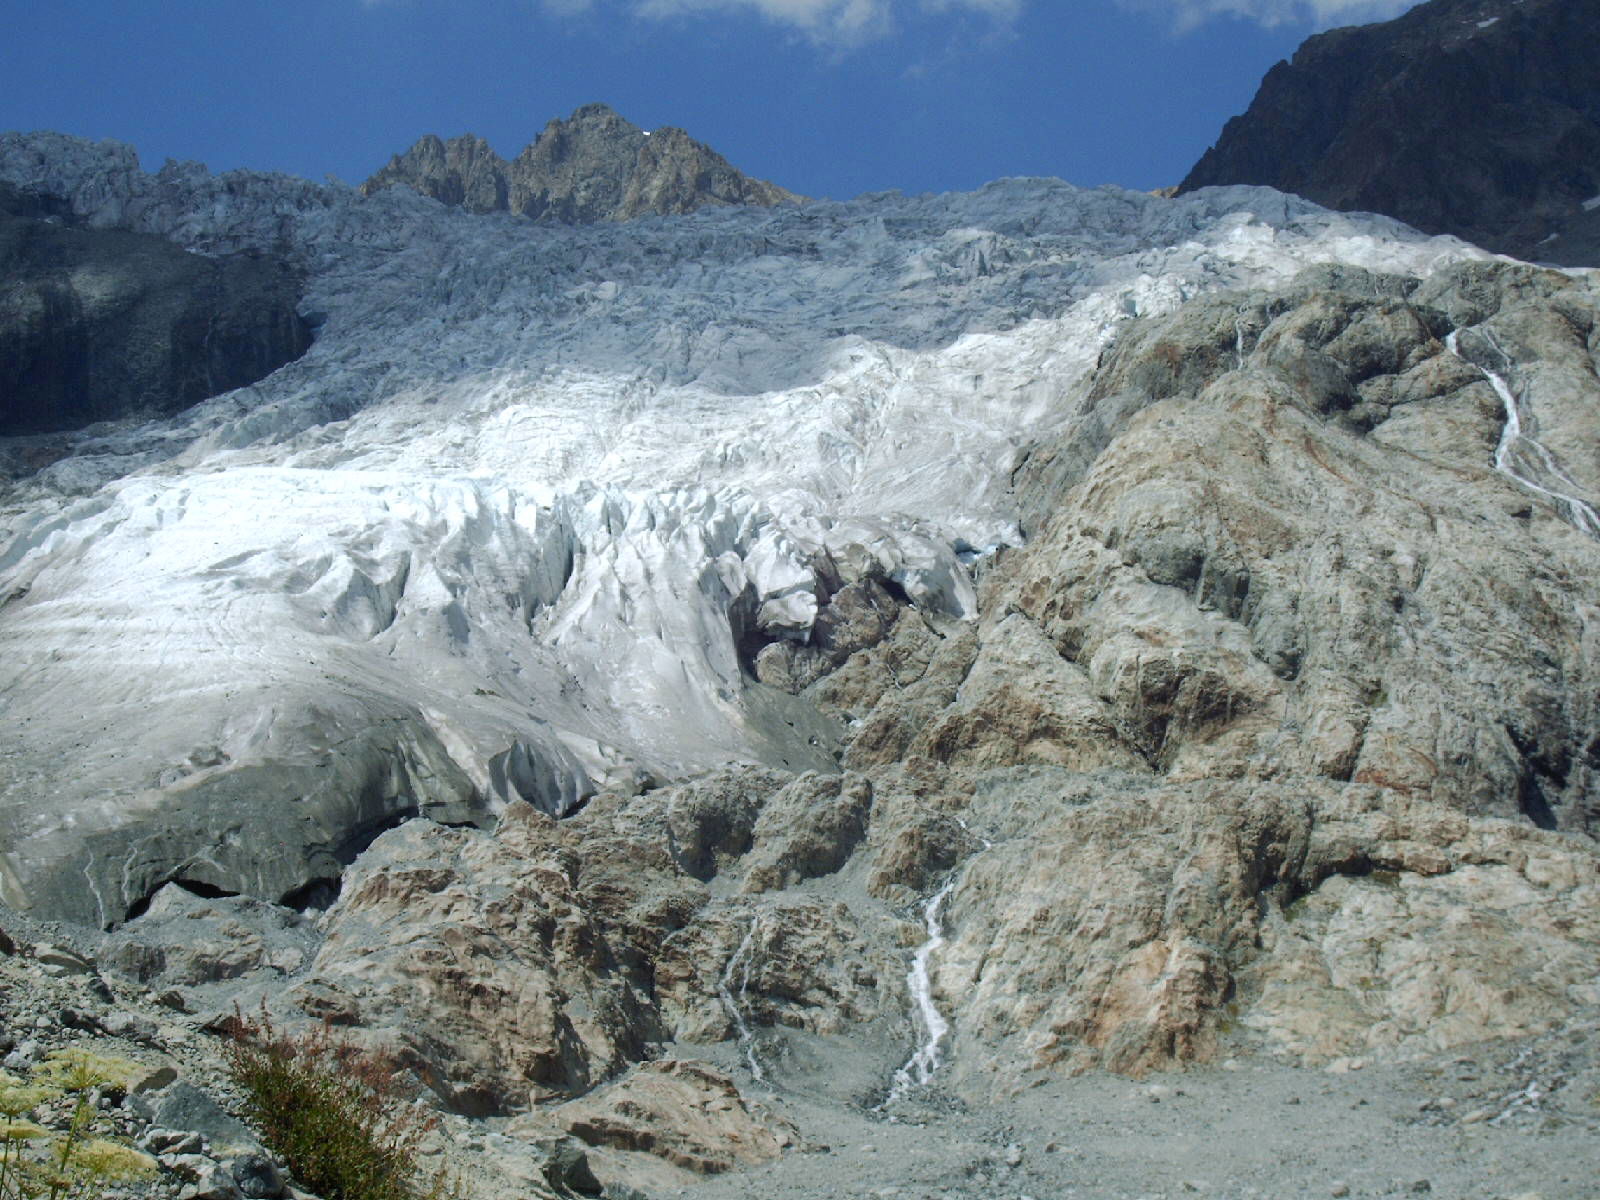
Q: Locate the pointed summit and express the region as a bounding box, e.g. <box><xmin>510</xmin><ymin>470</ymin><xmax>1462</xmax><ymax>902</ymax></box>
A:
<box><xmin>361</xmin><ymin>104</ymin><xmax>802</xmax><ymax>224</ymax></box>
<box><xmin>362</xmin><ymin>132</ymin><xmax>508</xmax><ymax>214</ymax></box>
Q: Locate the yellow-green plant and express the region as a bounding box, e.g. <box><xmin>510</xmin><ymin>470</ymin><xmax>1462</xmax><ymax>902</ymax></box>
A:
<box><xmin>0</xmin><ymin>1050</ymin><xmax>156</xmax><ymax>1199</ymax></box>
<box><xmin>222</xmin><ymin>1010</ymin><xmax>450</xmax><ymax>1200</ymax></box>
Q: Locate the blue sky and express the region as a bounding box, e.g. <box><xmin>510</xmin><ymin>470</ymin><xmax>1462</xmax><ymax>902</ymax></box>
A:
<box><xmin>1</xmin><ymin>0</ymin><xmax>1417</xmax><ymax>200</ymax></box>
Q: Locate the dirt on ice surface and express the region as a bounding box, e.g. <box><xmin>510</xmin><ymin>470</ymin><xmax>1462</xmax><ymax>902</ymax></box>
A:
<box><xmin>664</xmin><ymin>1024</ymin><xmax>1600</xmax><ymax>1200</ymax></box>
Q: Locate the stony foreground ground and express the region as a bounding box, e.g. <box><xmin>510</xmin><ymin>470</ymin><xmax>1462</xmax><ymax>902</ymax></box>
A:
<box><xmin>7</xmin><ymin>898</ymin><xmax>1598</xmax><ymax>1200</ymax></box>
<box><xmin>678</xmin><ymin>1033</ymin><xmax>1600</xmax><ymax>1200</ymax></box>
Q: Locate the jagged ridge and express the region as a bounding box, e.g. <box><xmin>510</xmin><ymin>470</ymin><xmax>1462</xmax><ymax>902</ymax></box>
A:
<box><xmin>360</xmin><ymin>102</ymin><xmax>803</xmax><ymax>223</ymax></box>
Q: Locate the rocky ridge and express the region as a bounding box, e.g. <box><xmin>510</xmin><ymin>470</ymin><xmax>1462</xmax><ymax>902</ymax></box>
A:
<box><xmin>1179</xmin><ymin>0</ymin><xmax>1600</xmax><ymax>265</ymax></box>
<box><xmin>360</xmin><ymin>103</ymin><xmax>802</xmax><ymax>223</ymax></box>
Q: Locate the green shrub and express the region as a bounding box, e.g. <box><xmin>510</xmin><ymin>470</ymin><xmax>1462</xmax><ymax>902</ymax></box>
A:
<box><xmin>0</xmin><ymin>1049</ymin><xmax>156</xmax><ymax>1199</ymax></box>
<box><xmin>222</xmin><ymin>1010</ymin><xmax>448</xmax><ymax>1200</ymax></box>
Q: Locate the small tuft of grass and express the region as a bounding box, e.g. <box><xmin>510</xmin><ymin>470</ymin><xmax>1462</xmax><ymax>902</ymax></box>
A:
<box><xmin>221</xmin><ymin>1008</ymin><xmax>452</xmax><ymax>1200</ymax></box>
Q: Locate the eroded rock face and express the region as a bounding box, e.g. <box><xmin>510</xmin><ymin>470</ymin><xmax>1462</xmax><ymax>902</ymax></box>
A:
<box><xmin>1179</xmin><ymin>0</ymin><xmax>1600</xmax><ymax>264</ymax></box>
<box><xmin>105</xmin><ymin>884</ymin><xmax>319</xmax><ymax>989</ymax></box>
<box><xmin>292</xmin><ymin>778</ymin><xmax>899</xmax><ymax>1115</ymax></box>
<box><xmin>290</xmin><ymin>808</ymin><xmax>667</xmax><ymax>1114</ymax></box>
<box><xmin>0</xmin><ymin>182</ymin><xmax>311</xmax><ymax>434</ymax></box>
<box><xmin>1243</xmin><ymin>850</ymin><xmax>1600</xmax><ymax>1061</ymax></box>
<box><xmin>881</xmin><ymin>258</ymin><xmax>1600</xmax><ymax>1084</ymax></box>
<box><xmin>360</xmin><ymin>104</ymin><xmax>801</xmax><ymax>223</ymax></box>
<box><xmin>1010</xmin><ymin>261</ymin><xmax>1600</xmax><ymax>828</ymax></box>
<box><xmin>936</xmin><ymin>777</ymin><xmax>1600</xmax><ymax>1087</ymax></box>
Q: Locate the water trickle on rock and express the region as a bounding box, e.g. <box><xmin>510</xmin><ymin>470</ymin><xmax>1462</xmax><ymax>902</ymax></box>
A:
<box><xmin>1445</xmin><ymin>329</ymin><xmax>1600</xmax><ymax>538</ymax></box>
<box><xmin>887</xmin><ymin>875</ymin><xmax>958</xmax><ymax>1101</ymax></box>
<box><xmin>719</xmin><ymin>911</ymin><xmax>767</xmax><ymax>1083</ymax></box>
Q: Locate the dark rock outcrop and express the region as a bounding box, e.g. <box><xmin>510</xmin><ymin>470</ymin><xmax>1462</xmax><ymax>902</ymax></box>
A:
<box><xmin>1178</xmin><ymin>0</ymin><xmax>1600</xmax><ymax>265</ymax></box>
<box><xmin>361</xmin><ymin>103</ymin><xmax>802</xmax><ymax>223</ymax></box>
<box><xmin>360</xmin><ymin>132</ymin><xmax>509</xmax><ymax>214</ymax></box>
<box><xmin>0</xmin><ymin>182</ymin><xmax>311</xmax><ymax>435</ymax></box>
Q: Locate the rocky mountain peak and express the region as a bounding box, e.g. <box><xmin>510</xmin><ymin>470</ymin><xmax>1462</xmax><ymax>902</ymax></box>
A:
<box><xmin>568</xmin><ymin>100</ymin><xmax>628</xmax><ymax>121</ymax></box>
<box><xmin>366</xmin><ymin>131</ymin><xmax>508</xmax><ymax>213</ymax></box>
<box><xmin>361</xmin><ymin>103</ymin><xmax>802</xmax><ymax>223</ymax></box>
<box><xmin>1178</xmin><ymin>0</ymin><xmax>1600</xmax><ymax>264</ymax></box>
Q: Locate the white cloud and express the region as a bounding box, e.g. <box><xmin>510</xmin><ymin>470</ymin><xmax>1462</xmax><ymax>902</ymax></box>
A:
<box><xmin>923</xmin><ymin>0</ymin><xmax>1022</xmax><ymax>16</ymax></box>
<box><xmin>536</xmin><ymin>0</ymin><xmax>1020</xmax><ymax>45</ymax></box>
<box><xmin>634</xmin><ymin>0</ymin><xmax>891</xmax><ymax>43</ymax></box>
<box><xmin>1120</xmin><ymin>0</ymin><xmax>1419</xmax><ymax>33</ymax></box>
<box><xmin>396</xmin><ymin>0</ymin><xmax>1418</xmax><ymax>45</ymax></box>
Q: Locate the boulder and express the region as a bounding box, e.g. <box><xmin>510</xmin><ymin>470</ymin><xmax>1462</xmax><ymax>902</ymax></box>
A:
<box><xmin>548</xmin><ymin>1060</ymin><xmax>794</xmax><ymax>1174</ymax></box>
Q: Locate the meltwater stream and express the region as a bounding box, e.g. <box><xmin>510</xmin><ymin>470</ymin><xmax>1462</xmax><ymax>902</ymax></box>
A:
<box><xmin>1446</xmin><ymin>329</ymin><xmax>1600</xmax><ymax>538</ymax></box>
<box><xmin>719</xmin><ymin>911</ymin><xmax>767</xmax><ymax>1083</ymax></box>
<box><xmin>886</xmin><ymin>875</ymin><xmax>958</xmax><ymax>1102</ymax></box>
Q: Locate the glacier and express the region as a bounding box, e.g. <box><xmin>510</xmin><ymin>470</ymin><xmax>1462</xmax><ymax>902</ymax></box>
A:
<box><xmin>0</xmin><ymin>132</ymin><xmax>1488</xmax><ymax>926</ymax></box>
